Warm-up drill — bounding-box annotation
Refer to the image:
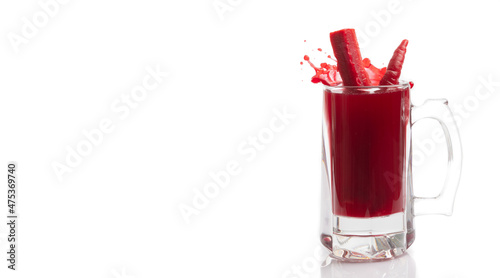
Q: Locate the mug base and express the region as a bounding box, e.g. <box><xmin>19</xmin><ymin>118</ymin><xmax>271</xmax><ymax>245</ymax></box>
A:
<box><xmin>327</xmin><ymin>232</ymin><xmax>407</xmax><ymax>261</ymax></box>
<box><xmin>320</xmin><ymin>213</ymin><xmax>414</xmax><ymax>262</ymax></box>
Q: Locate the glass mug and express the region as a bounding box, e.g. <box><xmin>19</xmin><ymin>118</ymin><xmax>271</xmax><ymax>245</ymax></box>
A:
<box><xmin>319</xmin><ymin>81</ymin><xmax>462</xmax><ymax>261</ymax></box>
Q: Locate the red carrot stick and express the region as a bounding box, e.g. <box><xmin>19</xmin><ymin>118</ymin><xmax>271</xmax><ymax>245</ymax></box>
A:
<box><xmin>379</xmin><ymin>40</ymin><xmax>409</xmax><ymax>85</ymax></box>
<box><xmin>329</xmin><ymin>29</ymin><xmax>371</xmax><ymax>86</ymax></box>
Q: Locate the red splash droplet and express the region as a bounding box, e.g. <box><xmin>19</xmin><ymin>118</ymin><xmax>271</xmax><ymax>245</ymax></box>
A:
<box><xmin>361</xmin><ymin>58</ymin><xmax>386</xmax><ymax>85</ymax></box>
<box><xmin>317</xmin><ymin>48</ymin><xmax>322</xmax><ymax>51</ymax></box>
<box><xmin>304</xmin><ymin>40</ymin><xmax>306</xmax><ymax>42</ymax></box>
<box><xmin>409</xmin><ymin>81</ymin><xmax>414</xmax><ymax>88</ymax></box>
<box><xmin>362</xmin><ymin>58</ymin><xmax>371</xmax><ymax>68</ymax></box>
<box><xmin>300</xmin><ymin>61</ymin><xmax>303</xmax><ymax>65</ymax></box>
<box><xmin>304</xmin><ymin>55</ymin><xmax>310</xmax><ymax>61</ymax></box>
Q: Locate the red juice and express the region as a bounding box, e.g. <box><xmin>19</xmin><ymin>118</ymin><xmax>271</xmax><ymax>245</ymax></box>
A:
<box><xmin>324</xmin><ymin>86</ymin><xmax>410</xmax><ymax>218</ymax></box>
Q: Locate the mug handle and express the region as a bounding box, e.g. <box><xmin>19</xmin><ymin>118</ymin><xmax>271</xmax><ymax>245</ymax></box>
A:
<box><xmin>411</xmin><ymin>99</ymin><xmax>463</xmax><ymax>216</ymax></box>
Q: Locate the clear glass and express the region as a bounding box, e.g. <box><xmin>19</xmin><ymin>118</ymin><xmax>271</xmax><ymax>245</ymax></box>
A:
<box><xmin>319</xmin><ymin>82</ymin><xmax>462</xmax><ymax>261</ymax></box>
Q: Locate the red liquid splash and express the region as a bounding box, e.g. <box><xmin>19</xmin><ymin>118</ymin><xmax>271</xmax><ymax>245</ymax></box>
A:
<box><xmin>362</xmin><ymin>58</ymin><xmax>386</xmax><ymax>85</ymax></box>
<box><xmin>304</xmin><ymin>55</ymin><xmax>341</xmax><ymax>86</ymax></box>
<box><xmin>303</xmin><ymin>50</ymin><xmax>387</xmax><ymax>86</ymax></box>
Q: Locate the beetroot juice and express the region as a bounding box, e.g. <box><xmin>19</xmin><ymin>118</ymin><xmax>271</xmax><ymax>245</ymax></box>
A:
<box><xmin>324</xmin><ymin>85</ymin><xmax>410</xmax><ymax>218</ymax></box>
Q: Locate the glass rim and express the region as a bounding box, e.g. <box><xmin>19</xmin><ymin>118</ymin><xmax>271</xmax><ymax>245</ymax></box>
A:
<box><xmin>323</xmin><ymin>80</ymin><xmax>411</xmax><ymax>90</ymax></box>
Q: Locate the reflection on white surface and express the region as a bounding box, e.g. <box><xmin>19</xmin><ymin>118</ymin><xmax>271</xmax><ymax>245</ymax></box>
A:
<box><xmin>321</xmin><ymin>254</ymin><xmax>416</xmax><ymax>278</ymax></box>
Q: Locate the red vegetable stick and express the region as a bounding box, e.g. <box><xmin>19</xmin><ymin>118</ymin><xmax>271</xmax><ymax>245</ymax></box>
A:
<box><xmin>379</xmin><ymin>39</ymin><xmax>409</xmax><ymax>85</ymax></box>
<box><xmin>329</xmin><ymin>29</ymin><xmax>371</xmax><ymax>86</ymax></box>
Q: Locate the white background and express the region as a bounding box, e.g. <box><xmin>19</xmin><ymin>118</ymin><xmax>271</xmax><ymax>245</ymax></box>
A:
<box><xmin>0</xmin><ymin>0</ymin><xmax>499</xmax><ymax>277</ymax></box>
